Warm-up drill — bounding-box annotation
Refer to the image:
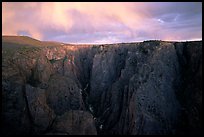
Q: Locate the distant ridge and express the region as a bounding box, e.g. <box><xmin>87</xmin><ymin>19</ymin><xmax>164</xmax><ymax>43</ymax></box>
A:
<box><xmin>2</xmin><ymin>35</ymin><xmax>42</xmax><ymax>46</ymax></box>
<box><xmin>2</xmin><ymin>36</ymin><xmax>68</xmax><ymax>47</ymax></box>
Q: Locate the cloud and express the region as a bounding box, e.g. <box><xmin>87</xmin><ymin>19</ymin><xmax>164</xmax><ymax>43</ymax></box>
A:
<box><xmin>2</xmin><ymin>2</ymin><xmax>43</xmax><ymax>39</ymax></box>
<box><xmin>2</xmin><ymin>2</ymin><xmax>202</xmax><ymax>43</ymax></box>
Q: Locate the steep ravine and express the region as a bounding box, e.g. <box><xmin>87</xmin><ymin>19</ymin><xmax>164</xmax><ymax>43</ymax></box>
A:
<box><xmin>1</xmin><ymin>41</ymin><xmax>202</xmax><ymax>135</ymax></box>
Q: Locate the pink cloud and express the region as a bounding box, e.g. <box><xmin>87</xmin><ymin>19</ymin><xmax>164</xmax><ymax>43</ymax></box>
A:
<box><xmin>2</xmin><ymin>2</ymin><xmax>202</xmax><ymax>43</ymax></box>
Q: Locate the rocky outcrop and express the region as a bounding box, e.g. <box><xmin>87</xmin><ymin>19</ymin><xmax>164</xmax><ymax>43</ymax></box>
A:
<box><xmin>1</xmin><ymin>39</ymin><xmax>202</xmax><ymax>135</ymax></box>
<box><xmin>32</xmin><ymin>54</ymin><xmax>54</xmax><ymax>87</ymax></box>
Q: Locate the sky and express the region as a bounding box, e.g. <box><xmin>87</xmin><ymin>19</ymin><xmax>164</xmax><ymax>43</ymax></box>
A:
<box><xmin>2</xmin><ymin>2</ymin><xmax>202</xmax><ymax>44</ymax></box>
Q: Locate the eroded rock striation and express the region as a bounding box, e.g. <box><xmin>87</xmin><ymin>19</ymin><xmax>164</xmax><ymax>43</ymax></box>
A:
<box><xmin>1</xmin><ymin>37</ymin><xmax>202</xmax><ymax>135</ymax></box>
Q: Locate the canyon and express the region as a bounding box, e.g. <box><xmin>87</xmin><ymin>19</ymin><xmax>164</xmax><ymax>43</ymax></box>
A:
<box><xmin>1</xmin><ymin>36</ymin><xmax>202</xmax><ymax>135</ymax></box>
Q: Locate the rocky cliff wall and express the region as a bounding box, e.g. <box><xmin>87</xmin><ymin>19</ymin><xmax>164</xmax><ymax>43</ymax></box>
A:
<box><xmin>1</xmin><ymin>41</ymin><xmax>202</xmax><ymax>135</ymax></box>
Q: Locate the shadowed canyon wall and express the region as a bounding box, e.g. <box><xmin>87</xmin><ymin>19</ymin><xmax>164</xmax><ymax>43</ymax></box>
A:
<box><xmin>1</xmin><ymin>39</ymin><xmax>202</xmax><ymax>135</ymax></box>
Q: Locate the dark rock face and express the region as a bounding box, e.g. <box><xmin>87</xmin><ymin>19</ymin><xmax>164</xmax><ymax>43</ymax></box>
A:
<box><xmin>89</xmin><ymin>45</ymin><xmax>128</xmax><ymax>116</ymax></box>
<box><xmin>1</xmin><ymin>40</ymin><xmax>202</xmax><ymax>135</ymax></box>
<box><xmin>25</xmin><ymin>84</ymin><xmax>56</xmax><ymax>133</ymax></box>
<box><xmin>1</xmin><ymin>81</ymin><xmax>31</xmax><ymax>135</ymax></box>
<box><xmin>174</xmin><ymin>42</ymin><xmax>202</xmax><ymax>135</ymax></box>
<box><xmin>91</xmin><ymin>42</ymin><xmax>180</xmax><ymax>134</ymax></box>
<box><xmin>51</xmin><ymin>110</ymin><xmax>97</xmax><ymax>135</ymax></box>
<box><xmin>46</xmin><ymin>74</ymin><xmax>84</xmax><ymax>115</ymax></box>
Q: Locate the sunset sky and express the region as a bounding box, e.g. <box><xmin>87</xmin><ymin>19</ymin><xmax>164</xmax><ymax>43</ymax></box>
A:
<box><xmin>2</xmin><ymin>2</ymin><xmax>202</xmax><ymax>44</ymax></box>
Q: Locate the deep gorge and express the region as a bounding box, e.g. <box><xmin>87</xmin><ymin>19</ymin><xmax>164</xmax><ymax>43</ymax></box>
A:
<box><xmin>2</xmin><ymin>39</ymin><xmax>202</xmax><ymax>135</ymax></box>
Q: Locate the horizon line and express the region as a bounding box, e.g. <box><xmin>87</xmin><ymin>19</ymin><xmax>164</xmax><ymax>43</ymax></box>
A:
<box><xmin>2</xmin><ymin>35</ymin><xmax>202</xmax><ymax>45</ymax></box>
